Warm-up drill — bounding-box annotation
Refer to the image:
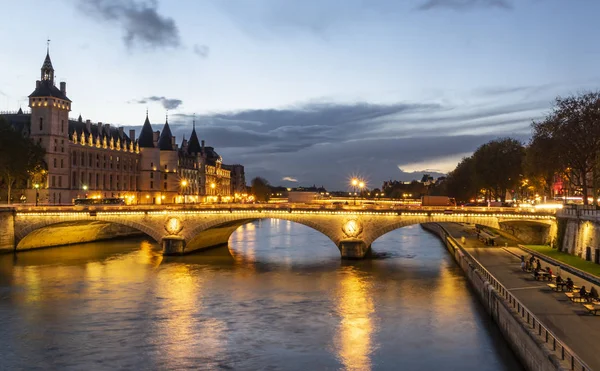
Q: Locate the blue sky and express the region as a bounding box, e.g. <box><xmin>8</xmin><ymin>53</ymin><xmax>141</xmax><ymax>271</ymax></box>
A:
<box><xmin>1</xmin><ymin>0</ymin><xmax>599</xmax><ymax>189</ymax></box>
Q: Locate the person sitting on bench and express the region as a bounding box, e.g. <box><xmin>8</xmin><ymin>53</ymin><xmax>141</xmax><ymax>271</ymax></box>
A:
<box><xmin>534</xmin><ymin>269</ymin><xmax>541</xmax><ymax>280</ymax></box>
<box><xmin>589</xmin><ymin>287</ymin><xmax>599</xmax><ymax>302</ymax></box>
<box><xmin>556</xmin><ymin>275</ymin><xmax>563</xmax><ymax>284</ymax></box>
<box><xmin>580</xmin><ymin>286</ymin><xmax>589</xmax><ymax>300</ymax></box>
<box><xmin>546</xmin><ymin>267</ymin><xmax>553</xmax><ymax>276</ymax></box>
<box><xmin>566</xmin><ymin>278</ymin><xmax>574</xmax><ymax>291</ymax></box>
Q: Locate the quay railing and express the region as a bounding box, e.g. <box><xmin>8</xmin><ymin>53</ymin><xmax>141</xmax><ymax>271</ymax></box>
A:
<box><xmin>436</xmin><ymin>224</ymin><xmax>591</xmax><ymax>371</ymax></box>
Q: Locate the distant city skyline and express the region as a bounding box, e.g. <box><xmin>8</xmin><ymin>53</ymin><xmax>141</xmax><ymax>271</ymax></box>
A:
<box><xmin>2</xmin><ymin>0</ymin><xmax>599</xmax><ymax>189</ymax></box>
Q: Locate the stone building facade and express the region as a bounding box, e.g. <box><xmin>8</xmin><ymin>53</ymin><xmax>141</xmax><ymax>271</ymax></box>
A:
<box><xmin>1</xmin><ymin>48</ymin><xmax>240</xmax><ymax>205</ymax></box>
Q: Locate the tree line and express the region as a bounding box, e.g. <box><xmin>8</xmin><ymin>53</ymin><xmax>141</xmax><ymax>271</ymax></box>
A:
<box><xmin>0</xmin><ymin>117</ymin><xmax>46</xmax><ymax>203</ymax></box>
<box><xmin>445</xmin><ymin>92</ymin><xmax>600</xmax><ymax>205</ymax></box>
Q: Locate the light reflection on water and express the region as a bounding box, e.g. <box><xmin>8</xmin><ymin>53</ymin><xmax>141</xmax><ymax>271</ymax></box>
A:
<box><xmin>0</xmin><ymin>221</ymin><xmax>522</xmax><ymax>370</ymax></box>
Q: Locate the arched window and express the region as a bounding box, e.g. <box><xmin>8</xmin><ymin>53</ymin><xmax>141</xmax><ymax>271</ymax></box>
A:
<box><xmin>39</xmin><ymin>117</ymin><xmax>43</xmax><ymax>131</ymax></box>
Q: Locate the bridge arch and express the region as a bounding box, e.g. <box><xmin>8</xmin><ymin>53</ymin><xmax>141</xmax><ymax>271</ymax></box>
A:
<box><xmin>180</xmin><ymin>215</ymin><xmax>341</xmax><ymax>255</ymax></box>
<box><xmin>15</xmin><ymin>218</ymin><xmax>163</xmax><ymax>251</ymax></box>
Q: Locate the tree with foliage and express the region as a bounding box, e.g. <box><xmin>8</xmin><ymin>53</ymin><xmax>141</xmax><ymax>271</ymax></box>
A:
<box><xmin>532</xmin><ymin>92</ymin><xmax>600</xmax><ymax>205</ymax></box>
<box><xmin>523</xmin><ymin>134</ymin><xmax>561</xmax><ymax>199</ymax></box>
<box><xmin>445</xmin><ymin>156</ymin><xmax>478</xmax><ymax>202</ymax></box>
<box><xmin>0</xmin><ymin>118</ymin><xmax>46</xmax><ymax>204</ymax></box>
<box><xmin>251</xmin><ymin>177</ymin><xmax>271</xmax><ymax>202</ymax></box>
<box><xmin>472</xmin><ymin>138</ymin><xmax>524</xmax><ymax>202</ymax></box>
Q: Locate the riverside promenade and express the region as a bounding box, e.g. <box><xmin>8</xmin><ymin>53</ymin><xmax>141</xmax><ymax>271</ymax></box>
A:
<box><xmin>442</xmin><ymin>223</ymin><xmax>600</xmax><ymax>371</ymax></box>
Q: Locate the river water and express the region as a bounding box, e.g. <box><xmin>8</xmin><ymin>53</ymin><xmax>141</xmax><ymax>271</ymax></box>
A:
<box><xmin>0</xmin><ymin>221</ymin><xmax>522</xmax><ymax>370</ymax></box>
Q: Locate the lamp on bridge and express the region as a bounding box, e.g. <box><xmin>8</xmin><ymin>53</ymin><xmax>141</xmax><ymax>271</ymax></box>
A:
<box><xmin>358</xmin><ymin>181</ymin><xmax>365</xmax><ymax>200</ymax></box>
<box><xmin>34</xmin><ymin>183</ymin><xmax>39</xmax><ymax>206</ymax></box>
<box><xmin>181</xmin><ymin>180</ymin><xmax>188</xmax><ymax>204</ymax></box>
<box><xmin>351</xmin><ymin>178</ymin><xmax>359</xmax><ymax>205</ymax></box>
<box><xmin>82</xmin><ymin>185</ymin><xmax>88</xmax><ymax>198</ymax></box>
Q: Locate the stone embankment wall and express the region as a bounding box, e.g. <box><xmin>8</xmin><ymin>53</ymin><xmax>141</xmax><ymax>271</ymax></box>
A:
<box><xmin>560</xmin><ymin>217</ymin><xmax>600</xmax><ymax>263</ymax></box>
<box><xmin>422</xmin><ymin>223</ymin><xmax>568</xmax><ymax>371</ymax></box>
<box><xmin>0</xmin><ymin>207</ymin><xmax>15</xmax><ymax>253</ymax></box>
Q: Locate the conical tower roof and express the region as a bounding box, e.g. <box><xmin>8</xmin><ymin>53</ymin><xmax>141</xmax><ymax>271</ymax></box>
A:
<box><xmin>187</xmin><ymin>120</ymin><xmax>202</xmax><ymax>154</ymax></box>
<box><xmin>158</xmin><ymin>117</ymin><xmax>174</xmax><ymax>150</ymax></box>
<box><xmin>138</xmin><ymin>112</ymin><xmax>155</xmax><ymax>148</ymax></box>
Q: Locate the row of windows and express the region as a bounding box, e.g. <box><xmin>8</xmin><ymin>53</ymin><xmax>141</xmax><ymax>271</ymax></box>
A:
<box><xmin>72</xmin><ymin>171</ymin><xmax>138</xmax><ymax>191</ymax></box>
<box><xmin>72</xmin><ymin>150</ymin><xmax>138</xmax><ymax>171</ymax></box>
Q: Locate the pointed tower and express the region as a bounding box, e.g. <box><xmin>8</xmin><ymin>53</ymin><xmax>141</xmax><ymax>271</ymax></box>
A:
<box><xmin>138</xmin><ymin>111</ymin><xmax>155</xmax><ymax>148</ymax></box>
<box><xmin>158</xmin><ymin>115</ymin><xmax>174</xmax><ymax>151</ymax></box>
<box><xmin>187</xmin><ymin>119</ymin><xmax>202</xmax><ymax>154</ymax></box>
<box><xmin>28</xmin><ymin>44</ymin><xmax>71</xmax><ymax>202</ymax></box>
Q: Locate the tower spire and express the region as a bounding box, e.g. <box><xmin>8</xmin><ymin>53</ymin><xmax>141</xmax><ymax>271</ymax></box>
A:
<box><xmin>47</xmin><ymin>38</ymin><xmax>50</xmax><ymax>54</ymax></box>
<box><xmin>41</xmin><ymin>41</ymin><xmax>54</xmax><ymax>83</ymax></box>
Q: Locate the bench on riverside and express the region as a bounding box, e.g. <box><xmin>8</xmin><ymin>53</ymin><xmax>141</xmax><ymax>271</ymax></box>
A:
<box><xmin>583</xmin><ymin>304</ymin><xmax>600</xmax><ymax>315</ymax></box>
<box><xmin>566</xmin><ymin>292</ymin><xmax>585</xmax><ymax>303</ymax></box>
<box><xmin>547</xmin><ymin>283</ymin><xmax>558</xmax><ymax>291</ymax></box>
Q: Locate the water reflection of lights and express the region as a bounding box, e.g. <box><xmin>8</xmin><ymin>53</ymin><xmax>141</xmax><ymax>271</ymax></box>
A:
<box><xmin>335</xmin><ymin>268</ymin><xmax>375</xmax><ymax>371</ymax></box>
<box><xmin>229</xmin><ymin>222</ymin><xmax>257</xmax><ymax>266</ymax></box>
<box><xmin>154</xmin><ymin>265</ymin><xmax>226</xmax><ymax>367</ymax></box>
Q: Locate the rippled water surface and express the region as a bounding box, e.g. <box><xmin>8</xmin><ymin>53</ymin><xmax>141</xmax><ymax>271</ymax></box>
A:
<box><xmin>0</xmin><ymin>221</ymin><xmax>522</xmax><ymax>370</ymax></box>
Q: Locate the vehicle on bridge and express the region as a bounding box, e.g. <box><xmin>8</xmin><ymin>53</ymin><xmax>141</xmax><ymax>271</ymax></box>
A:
<box><xmin>73</xmin><ymin>198</ymin><xmax>125</xmax><ymax>206</ymax></box>
<box><xmin>421</xmin><ymin>196</ymin><xmax>456</xmax><ymax>207</ymax></box>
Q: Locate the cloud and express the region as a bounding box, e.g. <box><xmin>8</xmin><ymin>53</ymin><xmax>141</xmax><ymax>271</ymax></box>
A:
<box><xmin>134</xmin><ymin>96</ymin><xmax>183</xmax><ymax>110</ymax></box>
<box><xmin>417</xmin><ymin>0</ymin><xmax>512</xmax><ymax>11</ymax></box>
<box><xmin>282</xmin><ymin>177</ymin><xmax>298</xmax><ymax>182</ymax></box>
<box><xmin>150</xmin><ymin>94</ymin><xmax>546</xmax><ymax>189</ymax></box>
<box><xmin>193</xmin><ymin>44</ymin><xmax>210</xmax><ymax>58</ymax></box>
<box><xmin>77</xmin><ymin>0</ymin><xmax>181</xmax><ymax>49</ymax></box>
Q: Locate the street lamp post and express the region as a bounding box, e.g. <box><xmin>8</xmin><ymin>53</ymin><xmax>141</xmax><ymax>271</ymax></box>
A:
<box><xmin>181</xmin><ymin>180</ymin><xmax>188</xmax><ymax>204</ymax></box>
<box><xmin>83</xmin><ymin>185</ymin><xmax>88</xmax><ymax>198</ymax></box>
<box><xmin>358</xmin><ymin>181</ymin><xmax>365</xmax><ymax>203</ymax></box>
<box><xmin>351</xmin><ymin>178</ymin><xmax>358</xmax><ymax>205</ymax></box>
<box><xmin>34</xmin><ymin>183</ymin><xmax>39</xmax><ymax>206</ymax></box>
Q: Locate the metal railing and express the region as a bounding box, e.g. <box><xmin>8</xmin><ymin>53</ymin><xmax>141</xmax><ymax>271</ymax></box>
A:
<box><xmin>437</xmin><ymin>225</ymin><xmax>591</xmax><ymax>371</ymax></box>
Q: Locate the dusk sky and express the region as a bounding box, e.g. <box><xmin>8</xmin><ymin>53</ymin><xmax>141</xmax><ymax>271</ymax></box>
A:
<box><xmin>1</xmin><ymin>0</ymin><xmax>599</xmax><ymax>190</ymax></box>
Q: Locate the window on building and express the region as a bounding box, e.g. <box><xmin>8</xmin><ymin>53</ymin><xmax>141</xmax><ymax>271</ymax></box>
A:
<box><xmin>54</xmin><ymin>139</ymin><xmax>57</xmax><ymax>152</ymax></box>
<box><xmin>96</xmin><ymin>154</ymin><xmax>99</xmax><ymax>168</ymax></box>
<box><xmin>104</xmin><ymin>155</ymin><xmax>107</xmax><ymax>169</ymax></box>
<box><xmin>110</xmin><ymin>175</ymin><xmax>113</xmax><ymax>190</ymax></box>
<box><xmin>150</xmin><ymin>162</ymin><xmax>154</xmax><ymax>168</ymax></box>
<box><xmin>53</xmin><ymin>158</ymin><xmax>57</xmax><ymax>168</ymax></box>
<box><xmin>110</xmin><ymin>156</ymin><xmax>113</xmax><ymax>169</ymax></box>
<box><xmin>51</xmin><ymin>176</ymin><xmax>56</xmax><ymax>187</ymax></box>
<box><xmin>150</xmin><ymin>181</ymin><xmax>154</xmax><ymax>189</ymax></box>
<box><xmin>58</xmin><ymin>176</ymin><xmax>62</xmax><ymax>188</ymax></box>
<box><xmin>61</xmin><ymin>120</ymin><xmax>65</xmax><ymax>133</ymax></box>
<box><xmin>39</xmin><ymin>117</ymin><xmax>43</xmax><ymax>131</ymax></box>
<box><xmin>150</xmin><ymin>172</ymin><xmax>154</xmax><ymax>179</ymax></box>
<box><xmin>117</xmin><ymin>156</ymin><xmax>120</xmax><ymax>170</ymax></box>
<box><xmin>72</xmin><ymin>171</ymin><xmax>77</xmax><ymax>187</ymax></box>
<box><xmin>96</xmin><ymin>174</ymin><xmax>99</xmax><ymax>189</ymax></box>
<box><xmin>89</xmin><ymin>173</ymin><xmax>92</xmax><ymax>188</ymax></box>
<box><xmin>164</xmin><ymin>182</ymin><xmax>167</xmax><ymax>191</ymax></box>
<box><xmin>81</xmin><ymin>172</ymin><xmax>84</xmax><ymax>187</ymax></box>
<box><xmin>165</xmin><ymin>164</ymin><xmax>168</xmax><ymax>170</ymax></box>
<box><xmin>81</xmin><ymin>152</ymin><xmax>84</xmax><ymax>166</ymax></box>
<box><xmin>73</xmin><ymin>151</ymin><xmax>77</xmax><ymax>165</ymax></box>
<box><xmin>60</xmin><ymin>159</ymin><xmax>64</xmax><ymax>168</ymax></box>
<box><xmin>89</xmin><ymin>153</ymin><xmax>92</xmax><ymax>167</ymax></box>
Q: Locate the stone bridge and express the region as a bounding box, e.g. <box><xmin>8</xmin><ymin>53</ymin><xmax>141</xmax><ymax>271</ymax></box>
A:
<box><xmin>2</xmin><ymin>205</ymin><xmax>557</xmax><ymax>259</ymax></box>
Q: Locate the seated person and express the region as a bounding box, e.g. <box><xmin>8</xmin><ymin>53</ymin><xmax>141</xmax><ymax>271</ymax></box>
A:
<box><xmin>579</xmin><ymin>286</ymin><xmax>588</xmax><ymax>298</ymax></box>
<box><xmin>590</xmin><ymin>286</ymin><xmax>599</xmax><ymax>301</ymax></box>
<box><xmin>555</xmin><ymin>275</ymin><xmax>563</xmax><ymax>284</ymax></box>
<box><xmin>533</xmin><ymin>269</ymin><xmax>540</xmax><ymax>280</ymax></box>
<box><xmin>566</xmin><ymin>278</ymin><xmax>574</xmax><ymax>290</ymax></box>
<box><xmin>546</xmin><ymin>267</ymin><xmax>553</xmax><ymax>276</ymax></box>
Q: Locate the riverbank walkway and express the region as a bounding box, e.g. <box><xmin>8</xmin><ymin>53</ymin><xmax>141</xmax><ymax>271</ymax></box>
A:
<box><xmin>442</xmin><ymin>223</ymin><xmax>600</xmax><ymax>371</ymax></box>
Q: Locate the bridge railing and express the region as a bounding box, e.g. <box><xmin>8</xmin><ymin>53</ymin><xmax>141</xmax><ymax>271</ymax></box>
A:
<box><xmin>436</xmin><ymin>225</ymin><xmax>590</xmax><ymax>371</ymax></box>
<box><xmin>12</xmin><ymin>203</ymin><xmax>556</xmax><ymax>215</ymax></box>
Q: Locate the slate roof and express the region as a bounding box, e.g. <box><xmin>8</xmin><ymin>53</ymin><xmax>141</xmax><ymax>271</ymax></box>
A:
<box><xmin>157</xmin><ymin>119</ymin><xmax>174</xmax><ymax>150</ymax></box>
<box><xmin>28</xmin><ymin>80</ymin><xmax>71</xmax><ymax>101</ymax></box>
<box><xmin>138</xmin><ymin>114</ymin><xmax>155</xmax><ymax>148</ymax></box>
<box><xmin>187</xmin><ymin>125</ymin><xmax>202</xmax><ymax>154</ymax></box>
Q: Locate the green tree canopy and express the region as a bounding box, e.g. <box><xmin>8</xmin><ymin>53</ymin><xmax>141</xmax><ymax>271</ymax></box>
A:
<box><xmin>0</xmin><ymin>118</ymin><xmax>46</xmax><ymax>203</ymax></box>
<box><xmin>251</xmin><ymin>177</ymin><xmax>271</xmax><ymax>202</ymax></box>
<box><xmin>473</xmin><ymin>138</ymin><xmax>524</xmax><ymax>202</ymax></box>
